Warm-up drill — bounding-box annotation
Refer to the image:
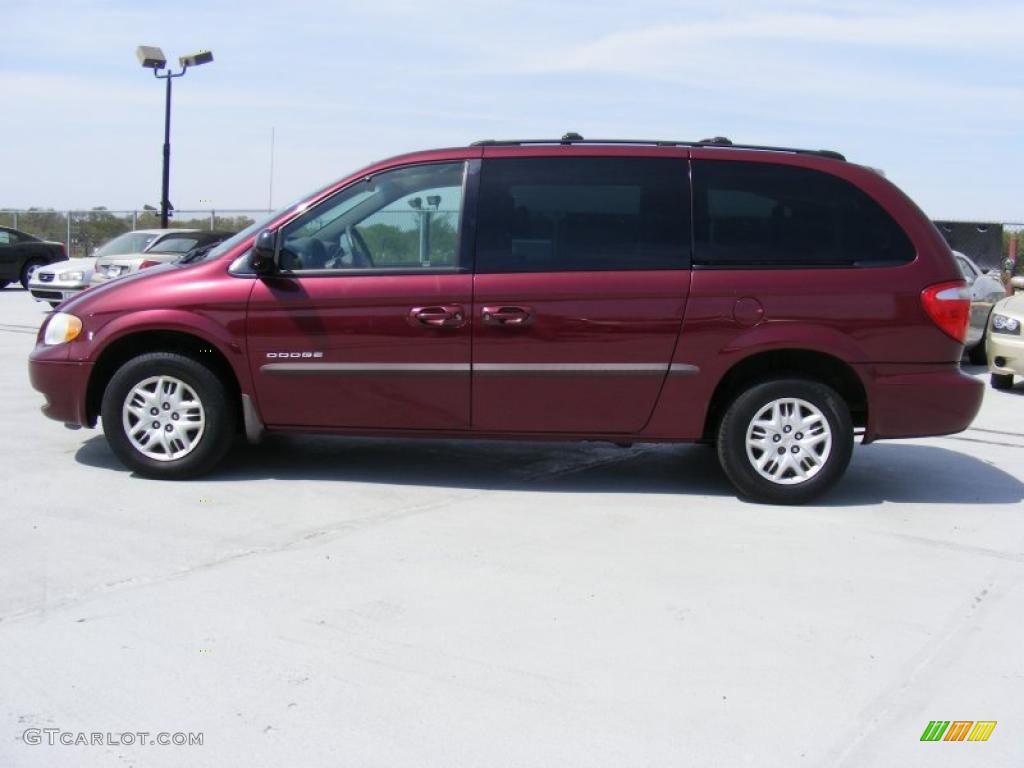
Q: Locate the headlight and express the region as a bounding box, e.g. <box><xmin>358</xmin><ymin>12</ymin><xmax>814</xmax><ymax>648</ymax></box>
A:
<box><xmin>992</xmin><ymin>314</ymin><xmax>1021</xmax><ymax>335</ymax></box>
<box><xmin>43</xmin><ymin>313</ymin><xmax>83</xmax><ymax>346</ymax></box>
<box><xmin>58</xmin><ymin>270</ymin><xmax>85</xmax><ymax>282</ymax></box>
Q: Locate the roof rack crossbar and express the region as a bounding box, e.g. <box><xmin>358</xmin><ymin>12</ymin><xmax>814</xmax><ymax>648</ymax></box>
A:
<box><xmin>469</xmin><ymin>136</ymin><xmax>845</xmax><ymax>161</ymax></box>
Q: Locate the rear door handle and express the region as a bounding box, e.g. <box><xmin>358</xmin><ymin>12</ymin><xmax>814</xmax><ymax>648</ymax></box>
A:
<box><xmin>481</xmin><ymin>305</ymin><xmax>535</xmax><ymax>327</ymax></box>
<box><xmin>408</xmin><ymin>305</ymin><xmax>465</xmax><ymax>328</ymax></box>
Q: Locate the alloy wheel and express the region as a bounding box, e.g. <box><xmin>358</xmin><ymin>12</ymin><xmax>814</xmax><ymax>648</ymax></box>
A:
<box><xmin>121</xmin><ymin>375</ymin><xmax>206</xmax><ymax>461</ymax></box>
<box><xmin>744</xmin><ymin>397</ymin><xmax>833</xmax><ymax>485</ymax></box>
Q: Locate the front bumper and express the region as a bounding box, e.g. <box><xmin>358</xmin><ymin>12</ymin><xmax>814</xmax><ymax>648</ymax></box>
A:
<box><xmin>28</xmin><ymin>347</ymin><xmax>94</xmax><ymax>427</ymax></box>
<box><xmin>28</xmin><ymin>282</ymin><xmax>89</xmax><ymax>304</ymax></box>
<box><xmin>986</xmin><ymin>330</ymin><xmax>1024</xmax><ymax>377</ymax></box>
<box><xmin>862</xmin><ymin>363</ymin><xmax>983</xmax><ymax>441</ymax></box>
<box><xmin>90</xmin><ymin>269</ymin><xmax>133</xmax><ymax>286</ymax></box>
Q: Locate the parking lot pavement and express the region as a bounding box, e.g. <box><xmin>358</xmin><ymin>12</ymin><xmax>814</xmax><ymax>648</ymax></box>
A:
<box><xmin>1</xmin><ymin>287</ymin><xmax>1022</xmax><ymax>768</ymax></box>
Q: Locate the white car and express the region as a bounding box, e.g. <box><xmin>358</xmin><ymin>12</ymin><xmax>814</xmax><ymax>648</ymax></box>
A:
<box><xmin>27</xmin><ymin>257</ymin><xmax>96</xmax><ymax>307</ymax></box>
<box><xmin>986</xmin><ymin>276</ymin><xmax>1024</xmax><ymax>390</ymax></box>
<box><xmin>29</xmin><ymin>229</ymin><xmax>193</xmax><ymax>307</ymax></box>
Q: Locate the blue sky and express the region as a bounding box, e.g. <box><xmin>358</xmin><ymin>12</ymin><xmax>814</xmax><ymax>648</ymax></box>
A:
<box><xmin>2</xmin><ymin>0</ymin><xmax>1022</xmax><ymax>220</ymax></box>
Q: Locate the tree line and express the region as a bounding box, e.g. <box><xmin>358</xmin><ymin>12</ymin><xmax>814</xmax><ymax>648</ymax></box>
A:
<box><xmin>0</xmin><ymin>208</ymin><xmax>255</xmax><ymax>258</ymax></box>
<box><xmin>3</xmin><ymin>207</ymin><xmax>1020</xmax><ymax>274</ymax></box>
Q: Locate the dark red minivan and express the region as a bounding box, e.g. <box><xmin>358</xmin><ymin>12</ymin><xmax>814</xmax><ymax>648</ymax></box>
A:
<box><xmin>29</xmin><ymin>136</ymin><xmax>983</xmax><ymax>503</ymax></box>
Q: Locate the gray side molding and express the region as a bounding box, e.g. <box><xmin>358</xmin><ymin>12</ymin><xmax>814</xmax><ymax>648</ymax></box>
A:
<box><xmin>241</xmin><ymin>394</ymin><xmax>266</xmax><ymax>444</ymax></box>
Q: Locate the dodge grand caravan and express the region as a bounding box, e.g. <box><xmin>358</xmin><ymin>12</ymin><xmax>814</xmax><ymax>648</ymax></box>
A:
<box><xmin>29</xmin><ymin>135</ymin><xmax>984</xmax><ymax>503</ymax></box>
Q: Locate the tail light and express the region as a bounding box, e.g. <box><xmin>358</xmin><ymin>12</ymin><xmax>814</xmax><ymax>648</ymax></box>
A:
<box><xmin>139</xmin><ymin>260</ymin><xmax>161</xmax><ymax>270</ymax></box>
<box><xmin>921</xmin><ymin>281</ymin><xmax>971</xmax><ymax>343</ymax></box>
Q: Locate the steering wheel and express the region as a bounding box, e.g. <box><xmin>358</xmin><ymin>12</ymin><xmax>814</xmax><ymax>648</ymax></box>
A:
<box><xmin>345</xmin><ymin>225</ymin><xmax>374</xmax><ymax>268</ymax></box>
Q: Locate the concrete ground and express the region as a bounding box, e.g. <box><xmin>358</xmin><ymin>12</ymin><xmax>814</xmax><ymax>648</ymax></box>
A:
<box><xmin>1</xmin><ymin>287</ymin><xmax>1022</xmax><ymax>768</ymax></box>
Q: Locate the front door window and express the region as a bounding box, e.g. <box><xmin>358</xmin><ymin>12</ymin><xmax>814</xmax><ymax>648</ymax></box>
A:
<box><xmin>280</xmin><ymin>162</ymin><xmax>465</xmax><ymax>272</ymax></box>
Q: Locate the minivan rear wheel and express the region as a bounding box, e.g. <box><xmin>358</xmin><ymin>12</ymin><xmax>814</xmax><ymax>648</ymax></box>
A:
<box><xmin>717</xmin><ymin>378</ymin><xmax>853</xmax><ymax>504</ymax></box>
<box><xmin>101</xmin><ymin>352</ymin><xmax>236</xmax><ymax>479</ymax></box>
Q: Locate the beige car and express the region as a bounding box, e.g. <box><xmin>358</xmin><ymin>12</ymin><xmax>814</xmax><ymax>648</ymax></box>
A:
<box><xmin>91</xmin><ymin>230</ymin><xmax>232</xmax><ymax>285</ymax></box>
<box><xmin>986</xmin><ymin>276</ymin><xmax>1024</xmax><ymax>390</ymax></box>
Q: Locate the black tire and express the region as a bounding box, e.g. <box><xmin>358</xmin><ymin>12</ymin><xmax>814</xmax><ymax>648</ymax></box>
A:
<box><xmin>991</xmin><ymin>373</ymin><xmax>1014</xmax><ymax>391</ymax></box>
<box><xmin>967</xmin><ymin>336</ymin><xmax>988</xmax><ymax>366</ymax></box>
<box><xmin>20</xmin><ymin>258</ymin><xmax>46</xmax><ymax>290</ymax></box>
<box><xmin>717</xmin><ymin>378</ymin><xmax>854</xmax><ymax>504</ymax></box>
<box><xmin>100</xmin><ymin>352</ymin><xmax>237</xmax><ymax>479</ymax></box>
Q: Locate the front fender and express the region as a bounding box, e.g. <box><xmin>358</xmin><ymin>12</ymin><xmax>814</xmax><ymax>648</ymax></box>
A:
<box><xmin>72</xmin><ymin>308</ymin><xmax>254</xmax><ymax>396</ymax></box>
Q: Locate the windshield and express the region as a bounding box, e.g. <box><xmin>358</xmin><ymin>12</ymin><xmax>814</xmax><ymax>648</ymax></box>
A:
<box><xmin>149</xmin><ymin>236</ymin><xmax>201</xmax><ymax>254</ymax></box>
<box><xmin>94</xmin><ymin>231</ymin><xmax>160</xmax><ymax>257</ymax></box>
<box><xmin>198</xmin><ymin>179</ymin><xmax>344</xmax><ymax>263</ymax></box>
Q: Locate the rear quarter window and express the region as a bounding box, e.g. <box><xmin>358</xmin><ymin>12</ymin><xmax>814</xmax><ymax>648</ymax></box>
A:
<box><xmin>692</xmin><ymin>160</ymin><xmax>915</xmax><ymax>268</ymax></box>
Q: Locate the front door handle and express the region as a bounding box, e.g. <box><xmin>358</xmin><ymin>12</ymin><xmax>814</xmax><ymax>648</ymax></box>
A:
<box><xmin>408</xmin><ymin>305</ymin><xmax>465</xmax><ymax>328</ymax></box>
<box><xmin>481</xmin><ymin>305</ymin><xmax>535</xmax><ymax>327</ymax></box>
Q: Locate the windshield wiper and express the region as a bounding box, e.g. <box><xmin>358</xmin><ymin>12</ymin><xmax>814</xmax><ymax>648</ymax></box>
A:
<box><xmin>178</xmin><ymin>243</ymin><xmax>217</xmax><ymax>264</ymax></box>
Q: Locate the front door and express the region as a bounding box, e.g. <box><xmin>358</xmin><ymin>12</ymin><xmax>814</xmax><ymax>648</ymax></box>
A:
<box><xmin>470</xmin><ymin>153</ymin><xmax>692</xmax><ymax>434</ymax></box>
<box><xmin>247</xmin><ymin>161</ymin><xmax>474</xmax><ymax>430</ymax></box>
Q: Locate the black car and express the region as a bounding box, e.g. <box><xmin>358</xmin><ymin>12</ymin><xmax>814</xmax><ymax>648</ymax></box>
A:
<box><xmin>0</xmin><ymin>226</ymin><xmax>67</xmax><ymax>289</ymax></box>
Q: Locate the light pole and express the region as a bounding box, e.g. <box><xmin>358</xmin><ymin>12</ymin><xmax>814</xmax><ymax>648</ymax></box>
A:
<box><xmin>136</xmin><ymin>46</ymin><xmax>214</xmax><ymax>229</ymax></box>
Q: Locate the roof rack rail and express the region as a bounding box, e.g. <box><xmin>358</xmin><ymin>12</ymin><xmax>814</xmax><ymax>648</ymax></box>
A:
<box><xmin>470</xmin><ymin>133</ymin><xmax>846</xmax><ymax>161</ymax></box>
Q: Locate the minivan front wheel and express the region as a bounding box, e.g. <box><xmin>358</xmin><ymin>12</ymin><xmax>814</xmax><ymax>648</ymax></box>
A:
<box><xmin>717</xmin><ymin>378</ymin><xmax>853</xmax><ymax>504</ymax></box>
<box><xmin>101</xmin><ymin>352</ymin><xmax>237</xmax><ymax>479</ymax></box>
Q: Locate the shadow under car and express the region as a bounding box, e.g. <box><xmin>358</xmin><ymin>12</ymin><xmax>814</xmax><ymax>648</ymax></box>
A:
<box><xmin>74</xmin><ymin>434</ymin><xmax>1024</xmax><ymax>507</ymax></box>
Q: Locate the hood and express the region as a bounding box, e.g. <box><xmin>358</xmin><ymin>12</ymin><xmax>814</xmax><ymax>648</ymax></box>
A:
<box><xmin>38</xmin><ymin>257</ymin><xmax>97</xmax><ymax>274</ymax></box>
<box><xmin>93</xmin><ymin>250</ymin><xmax>152</xmax><ymax>264</ymax></box>
<box><xmin>994</xmin><ymin>292</ymin><xmax>1024</xmax><ymax>317</ymax></box>
<box><xmin>57</xmin><ymin>258</ymin><xmax>205</xmax><ymax>318</ymax></box>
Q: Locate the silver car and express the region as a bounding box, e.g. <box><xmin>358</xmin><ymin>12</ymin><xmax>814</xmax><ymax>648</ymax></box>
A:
<box><xmin>953</xmin><ymin>250</ymin><xmax>1006</xmax><ymax>364</ymax></box>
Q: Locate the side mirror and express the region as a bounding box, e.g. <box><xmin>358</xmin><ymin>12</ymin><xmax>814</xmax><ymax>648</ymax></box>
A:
<box><xmin>251</xmin><ymin>229</ymin><xmax>277</xmax><ymax>275</ymax></box>
<box><xmin>1011</xmin><ymin>276</ymin><xmax>1024</xmax><ymax>293</ymax></box>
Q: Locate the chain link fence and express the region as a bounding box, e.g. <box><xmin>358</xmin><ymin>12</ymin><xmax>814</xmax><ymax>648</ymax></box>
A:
<box><xmin>3</xmin><ymin>209</ymin><xmax>1023</xmax><ymax>276</ymax></box>
<box><xmin>0</xmin><ymin>209</ymin><xmax>270</xmax><ymax>258</ymax></box>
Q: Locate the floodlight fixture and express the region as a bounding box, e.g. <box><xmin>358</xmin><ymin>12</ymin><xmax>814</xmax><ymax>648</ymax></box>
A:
<box><xmin>136</xmin><ymin>44</ymin><xmax>214</xmax><ymax>227</ymax></box>
<box><xmin>136</xmin><ymin>45</ymin><xmax>167</xmax><ymax>70</ymax></box>
<box><xmin>179</xmin><ymin>50</ymin><xmax>214</xmax><ymax>69</ymax></box>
